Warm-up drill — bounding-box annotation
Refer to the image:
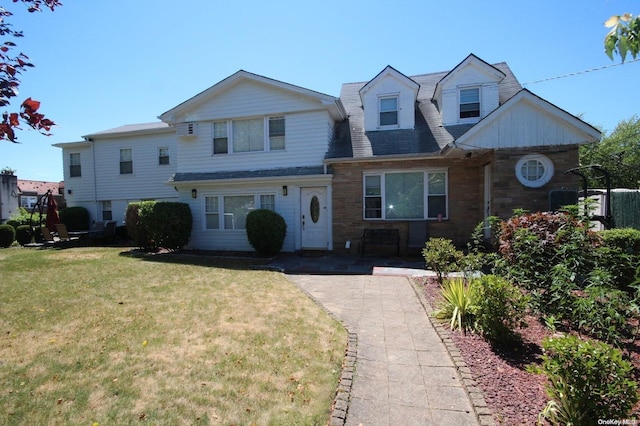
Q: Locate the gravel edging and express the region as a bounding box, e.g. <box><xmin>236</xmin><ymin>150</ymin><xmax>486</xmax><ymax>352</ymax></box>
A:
<box><xmin>408</xmin><ymin>277</ymin><xmax>496</xmax><ymax>426</ymax></box>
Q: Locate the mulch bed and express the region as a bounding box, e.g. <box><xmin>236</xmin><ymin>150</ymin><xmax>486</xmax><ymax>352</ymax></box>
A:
<box><xmin>416</xmin><ymin>276</ymin><xmax>640</xmax><ymax>425</ymax></box>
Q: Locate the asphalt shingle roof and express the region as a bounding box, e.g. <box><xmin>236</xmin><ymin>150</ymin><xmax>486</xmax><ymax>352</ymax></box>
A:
<box><xmin>327</xmin><ymin>62</ymin><xmax>522</xmax><ymax>160</ymax></box>
<box><xmin>170</xmin><ymin>166</ymin><xmax>327</xmax><ymax>183</ymax></box>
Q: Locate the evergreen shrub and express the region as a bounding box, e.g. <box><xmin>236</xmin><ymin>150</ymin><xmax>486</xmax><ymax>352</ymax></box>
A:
<box><xmin>59</xmin><ymin>206</ymin><xmax>89</xmax><ymax>231</ymax></box>
<box><xmin>245</xmin><ymin>209</ymin><xmax>287</xmax><ymax>256</ymax></box>
<box><xmin>0</xmin><ymin>224</ymin><xmax>15</xmax><ymax>248</ymax></box>
<box><xmin>125</xmin><ymin>202</ymin><xmax>154</xmax><ymax>250</ymax></box>
<box><xmin>15</xmin><ymin>225</ymin><xmax>33</xmax><ymax>246</ymax></box>
<box><xmin>140</xmin><ymin>202</ymin><xmax>192</xmax><ymax>251</ymax></box>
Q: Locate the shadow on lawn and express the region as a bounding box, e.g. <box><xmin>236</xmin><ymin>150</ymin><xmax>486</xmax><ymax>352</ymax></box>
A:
<box><xmin>119</xmin><ymin>248</ymin><xmax>275</xmax><ymax>271</ymax></box>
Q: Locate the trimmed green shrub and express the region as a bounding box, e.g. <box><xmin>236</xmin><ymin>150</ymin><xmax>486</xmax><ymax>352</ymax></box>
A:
<box><xmin>422</xmin><ymin>238</ymin><xmax>463</xmax><ymax>284</ymax></box>
<box><xmin>246</xmin><ymin>209</ymin><xmax>287</xmax><ymax>256</ymax></box>
<box><xmin>0</xmin><ymin>224</ymin><xmax>15</xmax><ymax>248</ymax></box>
<box><xmin>539</xmin><ymin>335</ymin><xmax>638</xmax><ymax>424</ymax></box>
<box><xmin>125</xmin><ymin>202</ymin><xmax>154</xmax><ymax>250</ymax></box>
<box><xmin>15</xmin><ymin>225</ymin><xmax>33</xmax><ymax>246</ymax></box>
<box><xmin>138</xmin><ymin>201</ymin><xmax>192</xmax><ymax>251</ymax></box>
<box><xmin>58</xmin><ymin>206</ymin><xmax>89</xmax><ymax>231</ymax></box>
<box><xmin>471</xmin><ymin>275</ymin><xmax>529</xmax><ymax>343</ymax></box>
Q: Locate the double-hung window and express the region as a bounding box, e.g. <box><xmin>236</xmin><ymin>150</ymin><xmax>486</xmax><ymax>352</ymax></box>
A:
<box><xmin>101</xmin><ymin>200</ymin><xmax>112</xmax><ymax>221</ymax></box>
<box><xmin>69</xmin><ymin>153</ymin><xmax>81</xmax><ymax>177</ymax></box>
<box><xmin>213</xmin><ymin>116</ymin><xmax>286</xmax><ymax>154</ymax></box>
<box><xmin>379</xmin><ymin>96</ymin><xmax>398</xmax><ymax>126</ymax></box>
<box><xmin>233</xmin><ymin>118</ymin><xmax>264</xmax><ymax>153</ymax></box>
<box><xmin>363</xmin><ymin>171</ymin><xmax>447</xmax><ymax>220</ymax></box>
<box><xmin>268</xmin><ymin>116</ymin><xmax>285</xmax><ymax>150</ymax></box>
<box><xmin>204</xmin><ymin>193</ymin><xmax>276</xmax><ymax>230</ymax></box>
<box><xmin>205</xmin><ymin>196</ymin><xmax>220</xmax><ymax>229</ymax></box>
<box><xmin>119</xmin><ymin>148</ymin><xmax>133</xmax><ymax>174</ymax></box>
<box><xmin>459</xmin><ymin>87</ymin><xmax>480</xmax><ymax>119</ymax></box>
<box><xmin>158</xmin><ymin>147</ymin><xmax>170</xmax><ymax>165</ymax></box>
<box><xmin>213</xmin><ymin>121</ymin><xmax>228</xmax><ymax>154</ymax></box>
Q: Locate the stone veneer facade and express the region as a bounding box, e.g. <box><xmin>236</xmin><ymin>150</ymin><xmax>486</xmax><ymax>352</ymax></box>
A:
<box><xmin>329</xmin><ymin>145</ymin><xmax>581</xmax><ymax>255</ymax></box>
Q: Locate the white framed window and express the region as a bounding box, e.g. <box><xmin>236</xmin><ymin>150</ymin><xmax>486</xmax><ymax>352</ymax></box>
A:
<box><xmin>379</xmin><ymin>96</ymin><xmax>398</xmax><ymax>127</ymax></box>
<box><xmin>213</xmin><ymin>116</ymin><xmax>286</xmax><ymax>154</ymax></box>
<box><xmin>233</xmin><ymin>118</ymin><xmax>264</xmax><ymax>153</ymax></box>
<box><xmin>459</xmin><ymin>87</ymin><xmax>480</xmax><ymax>119</ymax></box>
<box><xmin>259</xmin><ymin>194</ymin><xmax>276</xmax><ymax>211</ymax></box>
<box><xmin>204</xmin><ymin>192</ymin><xmax>276</xmax><ymax>230</ymax></box>
<box><xmin>119</xmin><ymin>148</ymin><xmax>133</xmax><ymax>175</ymax></box>
<box><xmin>268</xmin><ymin>116</ymin><xmax>285</xmax><ymax>150</ymax></box>
<box><xmin>364</xmin><ymin>175</ymin><xmax>382</xmax><ymax>218</ymax></box>
<box><xmin>205</xmin><ymin>196</ymin><xmax>220</xmax><ymax>229</ymax></box>
<box><xmin>101</xmin><ymin>200</ymin><xmax>112</xmax><ymax>221</ymax></box>
<box><xmin>69</xmin><ymin>152</ymin><xmax>81</xmax><ymax>177</ymax></box>
<box><xmin>364</xmin><ymin>170</ymin><xmax>448</xmax><ymax>220</ymax></box>
<box><xmin>20</xmin><ymin>195</ymin><xmax>37</xmax><ymax>209</ymax></box>
<box><xmin>158</xmin><ymin>147</ymin><xmax>170</xmax><ymax>165</ymax></box>
<box><xmin>515</xmin><ymin>154</ymin><xmax>554</xmax><ymax>188</ymax></box>
<box><xmin>213</xmin><ymin>121</ymin><xmax>228</xmax><ymax>154</ymax></box>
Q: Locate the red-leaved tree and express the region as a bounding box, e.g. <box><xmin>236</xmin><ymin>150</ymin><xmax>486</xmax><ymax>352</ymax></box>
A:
<box><xmin>0</xmin><ymin>0</ymin><xmax>61</xmax><ymax>142</ymax></box>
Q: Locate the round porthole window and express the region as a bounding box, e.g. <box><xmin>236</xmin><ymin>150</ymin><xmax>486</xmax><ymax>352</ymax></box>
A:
<box><xmin>515</xmin><ymin>154</ymin><xmax>554</xmax><ymax>188</ymax></box>
<box><xmin>310</xmin><ymin>196</ymin><xmax>320</xmax><ymax>223</ymax></box>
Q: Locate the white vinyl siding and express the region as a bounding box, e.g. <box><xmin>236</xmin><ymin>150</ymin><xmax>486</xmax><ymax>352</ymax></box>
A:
<box><xmin>177</xmin><ymin>110</ymin><xmax>331</xmax><ymax>174</ymax></box>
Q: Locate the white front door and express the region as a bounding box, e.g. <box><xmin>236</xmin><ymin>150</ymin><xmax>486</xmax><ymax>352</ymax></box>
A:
<box><xmin>301</xmin><ymin>187</ymin><xmax>328</xmax><ymax>249</ymax></box>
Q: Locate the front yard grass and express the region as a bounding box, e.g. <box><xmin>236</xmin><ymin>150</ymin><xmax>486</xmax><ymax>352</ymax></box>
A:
<box><xmin>0</xmin><ymin>247</ymin><xmax>347</xmax><ymax>425</ymax></box>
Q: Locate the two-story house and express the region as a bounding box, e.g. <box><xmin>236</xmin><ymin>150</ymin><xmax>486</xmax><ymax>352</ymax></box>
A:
<box><xmin>55</xmin><ymin>54</ymin><xmax>601</xmax><ymax>253</ymax></box>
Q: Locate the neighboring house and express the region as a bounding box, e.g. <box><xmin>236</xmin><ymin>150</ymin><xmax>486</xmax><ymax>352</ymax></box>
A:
<box><xmin>55</xmin><ymin>54</ymin><xmax>601</xmax><ymax>253</ymax></box>
<box><xmin>17</xmin><ymin>179</ymin><xmax>65</xmax><ymax>211</ymax></box>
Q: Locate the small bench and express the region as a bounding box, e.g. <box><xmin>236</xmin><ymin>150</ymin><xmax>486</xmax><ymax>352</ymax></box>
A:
<box><xmin>360</xmin><ymin>228</ymin><xmax>400</xmax><ymax>255</ymax></box>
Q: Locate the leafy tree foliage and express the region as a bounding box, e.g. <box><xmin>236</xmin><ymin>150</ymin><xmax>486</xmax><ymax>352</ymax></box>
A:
<box><xmin>604</xmin><ymin>13</ymin><xmax>640</xmax><ymax>62</ymax></box>
<box><xmin>580</xmin><ymin>115</ymin><xmax>640</xmax><ymax>188</ymax></box>
<box><xmin>0</xmin><ymin>0</ymin><xmax>61</xmax><ymax>142</ymax></box>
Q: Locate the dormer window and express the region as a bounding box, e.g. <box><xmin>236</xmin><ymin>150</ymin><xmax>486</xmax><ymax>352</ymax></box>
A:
<box><xmin>459</xmin><ymin>87</ymin><xmax>480</xmax><ymax>119</ymax></box>
<box><xmin>379</xmin><ymin>96</ymin><xmax>398</xmax><ymax>127</ymax></box>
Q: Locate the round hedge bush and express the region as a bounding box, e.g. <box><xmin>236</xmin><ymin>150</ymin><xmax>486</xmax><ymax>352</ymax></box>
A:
<box><xmin>246</xmin><ymin>209</ymin><xmax>286</xmax><ymax>256</ymax></box>
<box><xmin>15</xmin><ymin>225</ymin><xmax>33</xmax><ymax>246</ymax></box>
<box><xmin>59</xmin><ymin>206</ymin><xmax>90</xmax><ymax>231</ymax></box>
<box><xmin>0</xmin><ymin>224</ymin><xmax>16</xmax><ymax>248</ymax></box>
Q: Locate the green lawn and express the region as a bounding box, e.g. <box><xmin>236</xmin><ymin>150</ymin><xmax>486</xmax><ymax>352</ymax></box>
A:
<box><xmin>0</xmin><ymin>247</ymin><xmax>347</xmax><ymax>425</ymax></box>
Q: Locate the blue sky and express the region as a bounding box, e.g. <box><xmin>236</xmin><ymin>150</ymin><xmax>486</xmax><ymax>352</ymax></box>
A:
<box><xmin>1</xmin><ymin>0</ymin><xmax>638</xmax><ymax>182</ymax></box>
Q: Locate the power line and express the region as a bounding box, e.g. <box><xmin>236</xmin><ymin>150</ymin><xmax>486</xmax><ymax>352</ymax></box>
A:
<box><xmin>522</xmin><ymin>58</ymin><xmax>640</xmax><ymax>86</ymax></box>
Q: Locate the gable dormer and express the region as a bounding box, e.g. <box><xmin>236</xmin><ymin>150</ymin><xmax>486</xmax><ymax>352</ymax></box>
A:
<box><xmin>359</xmin><ymin>66</ymin><xmax>420</xmax><ymax>132</ymax></box>
<box><xmin>433</xmin><ymin>54</ymin><xmax>506</xmax><ymax>126</ymax></box>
